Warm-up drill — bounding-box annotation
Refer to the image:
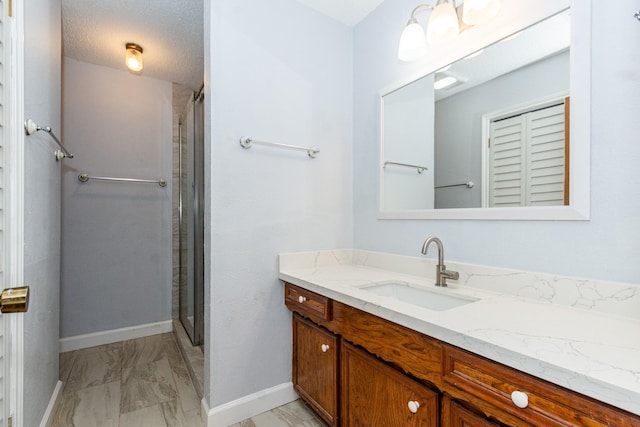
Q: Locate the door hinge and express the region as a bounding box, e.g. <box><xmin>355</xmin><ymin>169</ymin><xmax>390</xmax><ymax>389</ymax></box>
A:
<box><xmin>488</xmin><ymin>138</ymin><xmax>491</xmax><ymax>148</ymax></box>
<box><xmin>8</xmin><ymin>0</ymin><xmax>12</xmax><ymax>17</ymax></box>
<box><xmin>8</xmin><ymin>416</ymin><xmax>12</xmax><ymax>427</ymax></box>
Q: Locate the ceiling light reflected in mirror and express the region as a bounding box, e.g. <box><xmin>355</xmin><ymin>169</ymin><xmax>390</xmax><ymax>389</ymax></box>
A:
<box><xmin>433</xmin><ymin>76</ymin><xmax>458</xmax><ymax>90</ymax></box>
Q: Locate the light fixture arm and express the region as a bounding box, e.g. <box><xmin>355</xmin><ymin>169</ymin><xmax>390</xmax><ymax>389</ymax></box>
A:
<box><xmin>409</xmin><ymin>3</ymin><xmax>434</xmax><ymax>20</ymax></box>
<box><xmin>409</xmin><ymin>0</ymin><xmax>458</xmax><ymax>19</ymax></box>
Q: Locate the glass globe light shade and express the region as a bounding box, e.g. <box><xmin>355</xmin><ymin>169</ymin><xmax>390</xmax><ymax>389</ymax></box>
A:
<box><xmin>398</xmin><ymin>19</ymin><xmax>427</xmax><ymax>62</ymax></box>
<box><xmin>426</xmin><ymin>2</ymin><xmax>460</xmax><ymax>45</ymax></box>
<box><xmin>462</xmin><ymin>0</ymin><xmax>502</xmax><ymax>25</ymax></box>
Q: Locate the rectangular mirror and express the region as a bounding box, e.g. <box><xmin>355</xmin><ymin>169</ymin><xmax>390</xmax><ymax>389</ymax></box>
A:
<box><xmin>379</xmin><ymin>4</ymin><xmax>589</xmax><ymax>220</ymax></box>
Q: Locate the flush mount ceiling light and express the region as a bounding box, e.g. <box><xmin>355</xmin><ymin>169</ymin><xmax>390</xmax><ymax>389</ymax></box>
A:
<box><xmin>125</xmin><ymin>43</ymin><xmax>144</xmax><ymax>73</ymax></box>
<box><xmin>398</xmin><ymin>0</ymin><xmax>502</xmax><ymax>62</ymax></box>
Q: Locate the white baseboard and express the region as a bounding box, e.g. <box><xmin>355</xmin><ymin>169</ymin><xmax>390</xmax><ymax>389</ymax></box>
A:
<box><xmin>59</xmin><ymin>320</ymin><xmax>173</xmax><ymax>352</ymax></box>
<box><xmin>202</xmin><ymin>382</ymin><xmax>298</xmax><ymax>427</ymax></box>
<box><xmin>39</xmin><ymin>380</ymin><xmax>63</xmax><ymax>427</ymax></box>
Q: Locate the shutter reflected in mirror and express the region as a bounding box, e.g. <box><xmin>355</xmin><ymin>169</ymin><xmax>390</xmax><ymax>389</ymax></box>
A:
<box><xmin>488</xmin><ymin>99</ymin><xmax>569</xmax><ymax>207</ymax></box>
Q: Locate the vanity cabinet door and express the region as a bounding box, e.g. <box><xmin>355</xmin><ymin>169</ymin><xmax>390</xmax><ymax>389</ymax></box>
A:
<box><xmin>293</xmin><ymin>314</ymin><xmax>339</xmax><ymax>426</ymax></box>
<box><xmin>442</xmin><ymin>394</ymin><xmax>503</xmax><ymax>427</ymax></box>
<box><xmin>341</xmin><ymin>341</ymin><xmax>438</xmax><ymax>427</ymax></box>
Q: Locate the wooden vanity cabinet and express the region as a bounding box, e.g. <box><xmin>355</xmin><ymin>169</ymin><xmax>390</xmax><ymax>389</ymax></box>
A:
<box><xmin>341</xmin><ymin>341</ymin><xmax>439</xmax><ymax>426</ymax></box>
<box><xmin>442</xmin><ymin>344</ymin><xmax>639</xmax><ymax>427</ymax></box>
<box><xmin>293</xmin><ymin>314</ymin><xmax>339</xmax><ymax>426</ymax></box>
<box><xmin>284</xmin><ymin>282</ymin><xmax>640</xmax><ymax>427</ymax></box>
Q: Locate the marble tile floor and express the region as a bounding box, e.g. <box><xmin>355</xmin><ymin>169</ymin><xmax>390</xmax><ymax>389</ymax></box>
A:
<box><xmin>172</xmin><ymin>320</ymin><xmax>204</xmax><ymax>399</ymax></box>
<box><xmin>53</xmin><ymin>333</ymin><xmax>203</xmax><ymax>427</ymax></box>
<box><xmin>229</xmin><ymin>400</ymin><xmax>327</xmax><ymax>427</ymax></box>
<box><xmin>52</xmin><ymin>332</ymin><xmax>325</xmax><ymax>427</ymax></box>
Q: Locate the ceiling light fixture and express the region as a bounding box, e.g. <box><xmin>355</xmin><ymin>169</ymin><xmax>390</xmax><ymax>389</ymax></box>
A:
<box><xmin>125</xmin><ymin>43</ymin><xmax>144</xmax><ymax>73</ymax></box>
<box><xmin>398</xmin><ymin>0</ymin><xmax>502</xmax><ymax>62</ymax></box>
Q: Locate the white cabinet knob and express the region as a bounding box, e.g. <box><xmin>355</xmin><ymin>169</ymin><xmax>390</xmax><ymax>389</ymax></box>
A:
<box><xmin>321</xmin><ymin>344</ymin><xmax>330</xmax><ymax>353</ymax></box>
<box><xmin>511</xmin><ymin>390</ymin><xmax>529</xmax><ymax>409</ymax></box>
<box><xmin>407</xmin><ymin>400</ymin><xmax>420</xmax><ymax>414</ymax></box>
<box><xmin>298</xmin><ymin>296</ymin><xmax>306</xmax><ymax>303</ymax></box>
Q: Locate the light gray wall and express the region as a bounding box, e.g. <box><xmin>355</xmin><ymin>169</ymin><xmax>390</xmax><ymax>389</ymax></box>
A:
<box><xmin>23</xmin><ymin>0</ymin><xmax>62</xmax><ymax>424</ymax></box>
<box><xmin>434</xmin><ymin>50</ymin><xmax>569</xmax><ymax>209</ymax></box>
<box><xmin>61</xmin><ymin>58</ymin><xmax>173</xmax><ymax>337</ymax></box>
<box><xmin>353</xmin><ymin>0</ymin><xmax>640</xmax><ymax>283</ymax></box>
<box><xmin>206</xmin><ymin>0</ymin><xmax>353</xmax><ymax>407</ymax></box>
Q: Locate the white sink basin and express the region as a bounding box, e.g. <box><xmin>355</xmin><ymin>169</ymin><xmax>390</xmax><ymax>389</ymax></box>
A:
<box><xmin>359</xmin><ymin>281</ymin><xmax>478</xmax><ymax>311</ymax></box>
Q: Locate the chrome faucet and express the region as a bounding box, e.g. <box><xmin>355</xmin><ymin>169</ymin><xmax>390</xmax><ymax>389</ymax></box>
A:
<box><xmin>421</xmin><ymin>236</ymin><xmax>459</xmax><ymax>287</ymax></box>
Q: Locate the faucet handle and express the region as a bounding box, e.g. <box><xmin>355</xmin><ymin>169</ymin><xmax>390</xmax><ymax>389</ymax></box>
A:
<box><xmin>442</xmin><ymin>268</ymin><xmax>459</xmax><ymax>280</ymax></box>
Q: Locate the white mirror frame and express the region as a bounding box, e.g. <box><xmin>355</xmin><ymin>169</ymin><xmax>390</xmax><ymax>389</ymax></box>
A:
<box><xmin>378</xmin><ymin>0</ymin><xmax>589</xmax><ymax>221</ymax></box>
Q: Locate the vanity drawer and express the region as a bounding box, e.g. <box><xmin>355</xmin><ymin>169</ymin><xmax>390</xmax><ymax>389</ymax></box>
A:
<box><xmin>285</xmin><ymin>283</ymin><xmax>332</xmax><ymax>321</ymax></box>
<box><xmin>442</xmin><ymin>345</ymin><xmax>638</xmax><ymax>427</ymax></box>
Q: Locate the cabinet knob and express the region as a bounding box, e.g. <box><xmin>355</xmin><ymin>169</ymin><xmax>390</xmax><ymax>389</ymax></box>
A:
<box><xmin>321</xmin><ymin>344</ymin><xmax>330</xmax><ymax>353</ymax></box>
<box><xmin>407</xmin><ymin>400</ymin><xmax>420</xmax><ymax>414</ymax></box>
<box><xmin>298</xmin><ymin>296</ymin><xmax>307</xmax><ymax>303</ymax></box>
<box><xmin>511</xmin><ymin>390</ymin><xmax>529</xmax><ymax>409</ymax></box>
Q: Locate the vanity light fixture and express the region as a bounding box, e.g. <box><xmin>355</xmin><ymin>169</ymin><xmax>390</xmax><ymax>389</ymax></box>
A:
<box><xmin>426</xmin><ymin>0</ymin><xmax>460</xmax><ymax>45</ymax></box>
<box><xmin>462</xmin><ymin>0</ymin><xmax>502</xmax><ymax>25</ymax></box>
<box><xmin>397</xmin><ymin>12</ymin><xmax>429</xmax><ymax>61</ymax></box>
<box><xmin>398</xmin><ymin>0</ymin><xmax>502</xmax><ymax>62</ymax></box>
<box><xmin>125</xmin><ymin>43</ymin><xmax>144</xmax><ymax>73</ymax></box>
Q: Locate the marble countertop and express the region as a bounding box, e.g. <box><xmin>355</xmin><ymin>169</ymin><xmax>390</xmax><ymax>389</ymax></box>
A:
<box><xmin>279</xmin><ymin>250</ymin><xmax>640</xmax><ymax>416</ymax></box>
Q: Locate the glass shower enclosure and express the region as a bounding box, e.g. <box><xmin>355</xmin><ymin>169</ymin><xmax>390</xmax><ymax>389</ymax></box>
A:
<box><xmin>178</xmin><ymin>86</ymin><xmax>205</xmax><ymax>346</ymax></box>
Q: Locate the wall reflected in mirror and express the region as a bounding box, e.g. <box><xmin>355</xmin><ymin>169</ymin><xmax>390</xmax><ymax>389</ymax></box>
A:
<box><xmin>381</xmin><ymin>9</ymin><xmax>571</xmax><ymax>211</ymax></box>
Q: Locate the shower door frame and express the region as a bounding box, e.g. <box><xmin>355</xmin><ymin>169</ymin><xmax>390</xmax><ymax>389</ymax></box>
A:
<box><xmin>178</xmin><ymin>87</ymin><xmax>205</xmax><ymax>346</ymax></box>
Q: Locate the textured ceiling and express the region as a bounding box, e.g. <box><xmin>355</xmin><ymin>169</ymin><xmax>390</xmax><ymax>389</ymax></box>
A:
<box><xmin>293</xmin><ymin>0</ymin><xmax>384</xmax><ymax>26</ymax></box>
<box><xmin>62</xmin><ymin>0</ymin><xmax>204</xmax><ymax>90</ymax></box>
<box><xmin>61</xmin><ymin>0</ymin><xmax>380</xmax><ymax>89</ymax></box>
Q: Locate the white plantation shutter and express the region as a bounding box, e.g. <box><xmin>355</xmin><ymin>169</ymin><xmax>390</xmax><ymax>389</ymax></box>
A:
<box><xmin>489</xmin><ymin>102</ymin><xmax>566</xmax><ymax>207</ymax></box>
<box><xmin>489</xmin><ymin>115</ymin><xmax>526</xmax><ymax>207</ymax></box>
<box><xmin>526</xmin><ymin>104</ymin><xmax>566</xmax><ymax>206</ymax></box>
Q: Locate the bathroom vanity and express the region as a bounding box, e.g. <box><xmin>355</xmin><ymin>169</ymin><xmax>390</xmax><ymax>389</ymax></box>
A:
<box><xmin>280</xmin><ymin>250</ymin><xmax>640</xmax><ymax>426</ymax></box>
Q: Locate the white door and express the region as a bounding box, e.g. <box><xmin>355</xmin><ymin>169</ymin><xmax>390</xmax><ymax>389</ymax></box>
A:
<box><xmin>0</xmin><ymin>0</ymin><xmax>26</xmax><ymax>425</ymax></box>
<box><xmin>0</xmin><ymin>1</ymin><xmax>8</xmax><ymax>424</ymax></box>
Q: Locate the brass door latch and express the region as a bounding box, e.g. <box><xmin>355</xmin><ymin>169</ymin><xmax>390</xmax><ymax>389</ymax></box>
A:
<box><xmin>0</xmin><ymin>286</ymin><xmax>30</xmax><ymax>313</ymax></box>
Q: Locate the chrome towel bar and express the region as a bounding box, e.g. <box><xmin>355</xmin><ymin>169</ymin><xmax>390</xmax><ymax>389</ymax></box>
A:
<box><xmin>435</xmin><ymin>181</ymin><xmax>474</xmax><ymax>189</ymax></box>
<box><xmin>24</xmin><ymin>119</ymin><xmax>74</xmax><ymax>160</ymax></box>
<box><xmin>78</xmin><ymin>173</ymin><xmax>167</xmax><ymax>187</ymax></box>
<box><xmin>239</xmin><ymin>136</ymin><xmax>320</xmax><ymax>158</ymax></box>
<box><xmin>383</xmin><ymin>161</ymin><xmax>428</xmax><ymax>174</ymax></box>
